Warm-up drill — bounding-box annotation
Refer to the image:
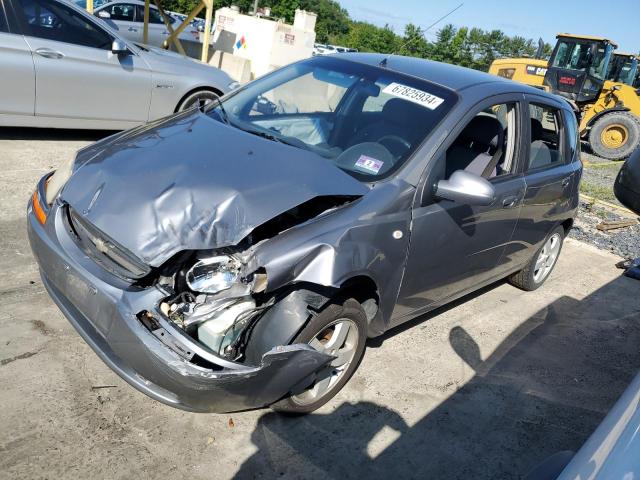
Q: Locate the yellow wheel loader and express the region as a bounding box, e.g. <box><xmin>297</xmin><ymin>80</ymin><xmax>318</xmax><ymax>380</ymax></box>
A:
<box><xmin>544</xmin><ymin>37</ymin><xmax>639</xmax><ymax>159</ymax></box>
<box><xmin>490</xmin><ymin>34</ymin><xmax>640</xmax><ymax>160</ymax></box>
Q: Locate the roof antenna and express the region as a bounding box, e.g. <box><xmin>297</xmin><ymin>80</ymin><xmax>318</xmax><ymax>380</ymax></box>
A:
<box><xmin>379</xmin><ymin>3</ymin><xmax>464</xmax><ymax>67</ymax></box>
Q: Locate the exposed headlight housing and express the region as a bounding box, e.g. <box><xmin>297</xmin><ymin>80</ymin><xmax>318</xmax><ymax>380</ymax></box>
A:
<box><xmin>45</xmin><ymin>154</ymin><xmax>75</xmax><ymax>205</ymax></box>
<box><xmin>227</xmin><ymin>80</ymin><xmax>241</xmax><ymax>91</ymax></box>
<box><xmin>186</xmin><ymin>255</ymin><xmax>242</xmax><ymax>294</ymax></box>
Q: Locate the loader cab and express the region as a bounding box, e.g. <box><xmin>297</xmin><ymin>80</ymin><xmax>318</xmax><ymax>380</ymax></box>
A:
<box><xmin>607</xmin><ymin>53</ymin><xmax>638</xmax><ymax>86</ymax></box>
<box><xmin>544</xmin><ymin>34</ymin><xmax>616</xmax><ymax>104</ymax></box>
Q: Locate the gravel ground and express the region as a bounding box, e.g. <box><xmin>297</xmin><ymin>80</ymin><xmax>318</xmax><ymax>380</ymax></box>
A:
<box><xmin>570</xmin><ymin>148</ymin><xmax>640</xmax><ymax>260</ymax></box>
<box><xmin>570</xmin><ymin>201</ymin><xmax>640</xmax><ymax>259</ymax></box>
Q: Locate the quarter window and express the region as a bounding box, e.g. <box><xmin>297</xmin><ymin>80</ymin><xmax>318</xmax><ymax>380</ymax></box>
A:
<box><xmin>528</xmin><ymin>104</ymin><xmax>565</xmax><ymax>170</ymax></box>
<box><xmin>18</xmin><ymin>0</ymin><xmax>112</xmax><ymax>49</ymax></box>
<box><xmin>444</xmin><ymin>102</ymin><xmax>519</xmax><ymax>180</ymax></box>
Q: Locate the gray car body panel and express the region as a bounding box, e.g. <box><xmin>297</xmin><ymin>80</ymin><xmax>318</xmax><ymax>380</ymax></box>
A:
<box><xmin>28</xmin><ymin>55</ymin><xmax>580</xmax><ymax>412</ymax></box>
<box><xmin>27</xmin><ymin>204</ymin><xmax>333</xmax><ymax>413</ymax></box>
<box><xmin>61</xmin><ymin>110</ymin><xmax>369</xmax><ymax>266</ymax></box>
<box><xmin>0</xmin><ymin>0</ymin><xmax>233</xmax><ymax>130</ymax></box>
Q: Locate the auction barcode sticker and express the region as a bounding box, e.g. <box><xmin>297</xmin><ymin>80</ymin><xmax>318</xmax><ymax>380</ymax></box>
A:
<box><xmin>382</xmin><ymin>83</ymin><xmax>444</xmax><ymax>110</ymax></box>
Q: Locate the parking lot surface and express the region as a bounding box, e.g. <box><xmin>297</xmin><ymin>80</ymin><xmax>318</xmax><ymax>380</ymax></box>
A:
<box><xmin>1</xmin><ymin>128</ymin><xmax>640</xmax><ymax>479</ymax></box>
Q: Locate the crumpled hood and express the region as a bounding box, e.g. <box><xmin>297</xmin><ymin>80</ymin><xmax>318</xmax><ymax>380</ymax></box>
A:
<box><xmin>61</xmin><ymin>111</ymin><xmax>368</xmax><ymax>267</ymax></box>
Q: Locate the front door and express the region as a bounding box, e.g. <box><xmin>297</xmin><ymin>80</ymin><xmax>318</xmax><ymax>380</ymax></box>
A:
<box><xmin>0</xmin><ymin>1</ymin><xmax>35</xmax><ymax>117</ymax></box>
<box><xmin>15</xmin><ymin>0</ymin><xmax>151</xmax><ymax>124</ymax></box>
<box><xmin>393</xmin><ymin>98</ymin><xmax>527</xmax><ymax>323</ymax></box>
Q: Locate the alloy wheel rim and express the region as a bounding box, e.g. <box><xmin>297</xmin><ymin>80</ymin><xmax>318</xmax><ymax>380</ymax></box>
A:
<box><xmin>291</xmin><ymin>318</ymin><xmax>359</xmax><ymax>406</ymax></box>
<box><xmin>181</xmin><ymin>93</ymin><xmax>216</xmax><ymax>111</ymax></box>
<box><xmin>533</xmin><ymin>233</ymin><xmax>561</xmax><ymax>283</ymax></box>
<box><xmin>601</xmin><ymin>124</ymin><xmax>629</xmax><ymax>149</ymax></box>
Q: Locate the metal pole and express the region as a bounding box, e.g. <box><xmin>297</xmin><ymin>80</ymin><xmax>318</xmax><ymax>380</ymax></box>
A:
<box><xmin>86</xmin><ymin>0</ymin><xmax>94</xmax><ymax>14</ymax></box>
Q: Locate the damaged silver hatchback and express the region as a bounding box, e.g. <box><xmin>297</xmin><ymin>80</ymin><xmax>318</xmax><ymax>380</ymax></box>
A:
<box><xmin>28</xmin><ymin>54</ymin><xmax>581</xmax><ymax>413</ymax></box>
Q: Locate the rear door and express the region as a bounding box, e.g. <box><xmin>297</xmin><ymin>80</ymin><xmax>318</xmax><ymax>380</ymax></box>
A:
<box><xmin>393</xmin><ymin>95</ymin><xmax>527</xmax><ymax>323</ymax></box>
<box><xmin>15</xmin><ymin>0</ymin><xmax>152</xmax><ymax>124</ymax></box>
<box><xmin>502</xmin><ymin>95</ymin><xmax>582</xmax><ymax>271</ymax></box>
<box><xmin>0</xmin><ymin>0</ymin><xmax>35</xmax><ymax>117</ymax></box>
<box><xmin>96</xmin><ymin>2</ymin><xmax>138</xmax><ymax>43</ymax></box>
<box><xmin>135</xmin><ymin>4</ymin><xmax>169</xmax><ymax>47</ymax></box>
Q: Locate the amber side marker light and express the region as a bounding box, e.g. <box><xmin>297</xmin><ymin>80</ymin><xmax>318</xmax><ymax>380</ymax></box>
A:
<box><xmin>32</xmin><ymin>190</ymin><xmax>47</xmax><ymax>225</ymax></box>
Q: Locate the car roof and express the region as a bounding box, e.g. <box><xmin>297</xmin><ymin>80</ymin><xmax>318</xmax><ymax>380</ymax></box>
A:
<box><xmin>334</xmin><ymin>53</ymin><xmax>549</xmax><ymax>96</ymax></box>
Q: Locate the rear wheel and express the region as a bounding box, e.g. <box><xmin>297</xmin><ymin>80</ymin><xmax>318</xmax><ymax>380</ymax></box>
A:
<box><xmin>589</xmin><ymin>111</ymin><xmax>640</xmax><ymax>160</ymax></box>
<box><xmin>270</xmin><ymin>298</ymin><xmax>367</xmax><ymax>414</ymax></box>
<box><xmin>509</xmin><ymin>226</ymin><xmax>565</xmax><ymax>291</ymax></box>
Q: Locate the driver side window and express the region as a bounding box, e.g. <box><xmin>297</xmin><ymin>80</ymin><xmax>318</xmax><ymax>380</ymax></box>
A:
<box><xmin>18</xmin><ymin>0</ymin><xmax>112</xmax><ymax>49</ymax></box>
<box><xmin>444</xmin><ymin>102</ymin><xmax>519</xmax><ymax>180</ymax></box>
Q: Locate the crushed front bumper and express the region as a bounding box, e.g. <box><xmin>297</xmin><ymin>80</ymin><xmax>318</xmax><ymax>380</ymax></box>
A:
<box><xmin>27</xmin><ymin>185</ymin><xmax>331</xmax><ymax>413</ymax></box>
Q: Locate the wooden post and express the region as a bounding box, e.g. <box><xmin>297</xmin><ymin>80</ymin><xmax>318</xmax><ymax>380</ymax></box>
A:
<box><xmin>200</xmin><ymin>0</ymin><xmax>213</xmax><ymax>63</ymax></box>
<box><xmin>143</xmin><ymin>0</ymin><xmax>150</xmax><ymax>44</ymax></box>
<box><xmin>153</xmin><ymin>0</ymin><xmax>186</xmax><ymax>55</ymax></box>
<box><xmin>161</xmin><ymin>2</ymin><xmax>205</xmax><ymax>49</ymax></box>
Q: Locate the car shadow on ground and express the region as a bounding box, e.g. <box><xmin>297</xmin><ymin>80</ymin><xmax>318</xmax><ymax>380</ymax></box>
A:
<box><xmin>0</xmin><ymin>127</ymin><xmax>115</xmax><ymax>142</ymax></box>
<box><xmin>235</xmin><ymin>274</ymin><xmax>640</xmax><ymax>479</ymax></box>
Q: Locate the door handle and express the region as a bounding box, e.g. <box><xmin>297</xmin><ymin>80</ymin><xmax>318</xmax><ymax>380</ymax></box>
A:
<box><xmin>128</xmin><ymin>27</ymin><xmax>138</xmax><ymax>32</ymax></box>
<box><xmin>34</xmin><ymin>48</ymin><xmax>64</xmax><ymax>59</ymax></box>
<box><xmin>502</xmin><ymin>195</ymin><xmax>518</xmax><ymax>208</ymax></box>
<box><xmin>561</xmin><ymin>177</ymin><xmax>571</xmax><ymax>188</ymax></box>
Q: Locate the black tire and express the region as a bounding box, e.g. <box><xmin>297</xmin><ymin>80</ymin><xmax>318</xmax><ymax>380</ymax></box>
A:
<box><xmin>588</xmin><ymin>111</ymin><xmax>640</xmax><ymax>160</ymax></box>
<box><xmin>176</xmin><ymin>89</ymin><xmax>221</xmax><ymax>112</ymax></box>
<box><xmin>270</xmin><ymin>298</ymin><xmax>367</xmax><ymax>414</ymax></box>
<box><xmin>509</xmin><ymin>225</ymin><xmax>565</xmax><ymax>291</ymax></box>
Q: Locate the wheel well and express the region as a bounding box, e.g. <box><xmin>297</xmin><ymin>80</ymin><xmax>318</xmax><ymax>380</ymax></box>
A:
<box><xmin>174</xmin><ymin>86</ymin><xmax>223</xmax><ymax>113</ymax></box>
<box><xmin>586</xmin><ymin>107</ymin><xmax>632</xmax><ymax>129</ymax></box>
<box><xmin>338</xmin><ymin>276</ymin><xmax>380</xmax><ymax>321</ymax></box>
<box><xmin>561</xmin><ymin>218</ymin><xmax>574</xmax><ymax>236</ymax></box>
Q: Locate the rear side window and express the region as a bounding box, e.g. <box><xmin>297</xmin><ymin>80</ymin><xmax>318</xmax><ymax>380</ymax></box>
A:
<box><xmin>135</xmin><ymin>5</ymin><xmax>165</xmax><ymax>24</ymax></box>
<box><xmin>564</xmin><ymin>110</ymin><xmax>579</xmax><ymax>161</ymax></box>
<box><xmin>104</xmin><ymin>3</ymin><xmax>134</xmax><ymax>21</ymax></box>
<box><xmin>528</xmin><ymin>103</ymin><xmax>565</xmax><ymax>170</ymax></box>
<box><xmin>18</xmin><ymin>0</ymin><xmax>112</xmax><ymax>49</ymax></box>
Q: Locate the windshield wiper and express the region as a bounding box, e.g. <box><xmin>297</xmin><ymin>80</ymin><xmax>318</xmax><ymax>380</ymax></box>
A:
<box><xmin>237</xmin><ymin>126</ymin><xmax>300</xmax><ymax>147</ymax></box>
<box><xmin>209</xmin><ymin>95</ymin><xmax>230</xmax><ymax>125</ymax></box>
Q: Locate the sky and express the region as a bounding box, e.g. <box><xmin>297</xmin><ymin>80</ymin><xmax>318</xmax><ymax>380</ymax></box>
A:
<box><xmin>338</xmin><ymin>0</ymin><xmax>638</xmax><ymax>53</ymax></box>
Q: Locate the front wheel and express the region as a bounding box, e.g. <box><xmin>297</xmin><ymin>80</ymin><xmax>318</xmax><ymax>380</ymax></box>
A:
<box><xmin>509</xmin><ymin>225</ymin><xmax>565</xmax><ymax>291</ymax></box>
<box><xmin>588</xmin><ymin>111</ymin><xmax>640</xmax><ymax>160</ymax></box>
<box><xmin>270</xmin><ymin>298</ymin><xmax>367</xmax><ymax>414</ymax></box>
<box><xmin>176</xmin><ymin>89</ymin><xmax>220</xmax><ymax>112</ymax></box>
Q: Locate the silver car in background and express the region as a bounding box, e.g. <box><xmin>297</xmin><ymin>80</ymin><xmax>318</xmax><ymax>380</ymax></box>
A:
<box><xmin>93</xmin><ymin>0</ymin><xmax>200</xmax><ymax>48</ymax></box>
<box><xmin>0</xmin><ymin>0</ymin><xmax>237</xmax><ymax>129</ymax></box>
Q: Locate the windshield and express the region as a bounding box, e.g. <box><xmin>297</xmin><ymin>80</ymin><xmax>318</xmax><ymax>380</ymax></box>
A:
<box><xmin>551</xmin><ymin>40</ymin><xmax>613</xmax><ymax>81</ymax></box>
<box><xmin>618</xmin><ymin>58</ymin><xmax>638</xmax><ymax>85</ymax></box>
<box><xmin>209</xmin><ymin>56</ymin><xmax>457</xmax><ymax>181</ymax></box>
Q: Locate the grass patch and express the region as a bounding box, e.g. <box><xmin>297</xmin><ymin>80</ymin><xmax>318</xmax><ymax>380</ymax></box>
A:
<box><xmin>583</xmin><ymin>161</ymin><xmax>623</xmax><ymax>170</ymax></box>
<box><xmin>580</xmin><ymin>181</ymin><xmax>617</xmax><ymax>203</ymax></box>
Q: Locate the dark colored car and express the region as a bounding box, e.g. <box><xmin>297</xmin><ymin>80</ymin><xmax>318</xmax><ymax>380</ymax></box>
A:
<box><xmin>614</xmin><ymin>147</ymin><xmax>640</xmax><ymax>214</ymax></box>
<box><xmin>28</xmin><ymin>54</ymin><xmax>582</xmax><ymax>414</ymax></box>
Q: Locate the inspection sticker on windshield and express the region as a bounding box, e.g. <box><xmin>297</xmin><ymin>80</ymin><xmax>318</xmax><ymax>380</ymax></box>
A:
<box><xmin>355</xmin><ymin>155</ymin><xmax>384</xmax><ymax>174</ymax></box>
<box><xmin>382</xmin><ymin>83</ymin><xmax>444</xmax><ymax>110</ymax></box>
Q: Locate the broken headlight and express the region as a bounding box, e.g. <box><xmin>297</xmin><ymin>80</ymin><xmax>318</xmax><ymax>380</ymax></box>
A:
<box><xmin>186</xmin><ymin>255</ymin><xmax>242</xmax><ymax>294</ymax></box>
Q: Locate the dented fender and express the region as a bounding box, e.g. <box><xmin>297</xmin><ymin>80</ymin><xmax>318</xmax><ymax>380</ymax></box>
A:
<box><xmin>246</xmin><ymin>179</ymin><xmax>416</xmax><ymax>335</ymax></box>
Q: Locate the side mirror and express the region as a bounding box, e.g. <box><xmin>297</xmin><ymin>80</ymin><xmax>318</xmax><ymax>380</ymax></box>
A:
<box><xmin>434</xmin><ymin>170</ymin><xmax>496</xmax><ymax>206</ymax></box>
<box><xmin>611</xmin><ymin>85</ymin><xmax>621</xmax><ymax>92</ymax></box>
<box><xmin>111</xmin><ymin>39</ymin><xmax>129</xmax><ymax>55</ymax></box>
<box><xmin>97</xmin><ymin>10</ymin><xmax>111</xmax><ymax>18</ymax></box>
